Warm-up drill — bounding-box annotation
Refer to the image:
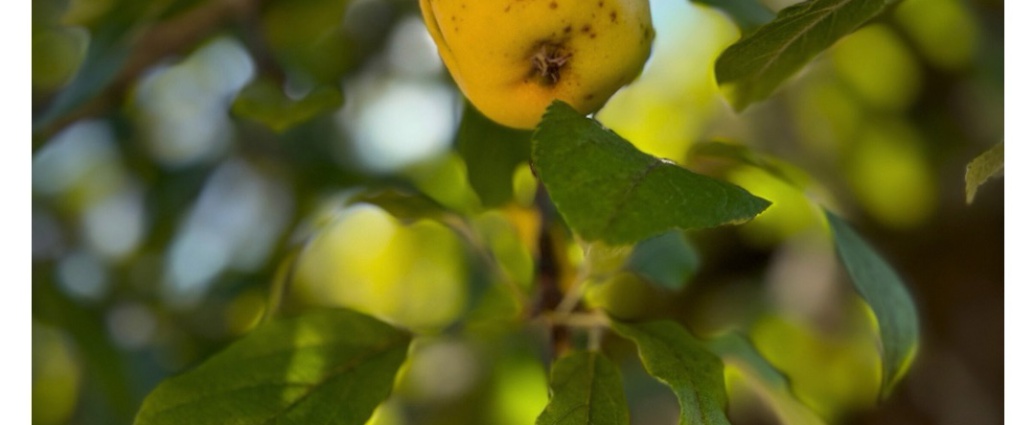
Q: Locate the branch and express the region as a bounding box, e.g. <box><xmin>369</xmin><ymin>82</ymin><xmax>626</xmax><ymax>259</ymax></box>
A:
<box><xmin>33</xmin><ymin>0</ymin><xmax>261</xmax><ymax>148</ymax></box>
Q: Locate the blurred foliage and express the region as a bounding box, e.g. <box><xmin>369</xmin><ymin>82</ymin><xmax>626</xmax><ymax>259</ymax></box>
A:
<box><xmin>32</xmin><ymin>0</ymin><xmax>1003</xmax><ymax>423</ymax></box>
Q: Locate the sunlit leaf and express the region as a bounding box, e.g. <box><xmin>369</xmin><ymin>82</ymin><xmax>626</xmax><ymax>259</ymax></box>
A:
<box><xmin>232</xmin><ymin>79</ymin><xmax>344</xmax><ymax>133</ymax></box>
<box><xmin>964</xmin><ymin>141</ymin><xmax>1004</xmax><ymax>204</ymax></box>
<box><xmin>625</xmin><ymin>231</ymin><xmax>699</xmax><ymax>291</ymax></box>
<box><xmin>134</xmin><ymin>308</ymin><xmax>411</xmax><ymax>425</ymax></box>
<box><xmin>691</xmin><ymin>0</ymin><xmax>774</xmax><ymax>33</ymax></box>
<box><xmin>611</xmin><ymin>320</ymin><xmax>730</xmax><ymax>425</ymax></box>
<box><xmin>455</xmin><ymin>102</ymin><xmax>533</xmax><ymax>208</ymax></box>
<box><xmin>536</xmin><ymin>351</ymin><xmax>629</xmax><ymax>425</ymax></box>
<box><xmin>715</xmin><ymin>0</ymin><xmax>900</xmax><ymax>111</ymax></box>
<box><xmin>707</xmin><ymin>333</ymin><xmax>825</xmax><ymax>425</ymax></box>
<box><xmin>824</xmin><ymin>211</ymin><xmax>918</xmax><ymax>399</ymax></box>
<box><xmin>344</xmin><ymin>188</ymin><xmax>505</xmax><ymax>327</ymax></box>
<box><xmin>532</xmin><ymin>101</ymin><xmax>770</xmax><ymax>245</ymax></box>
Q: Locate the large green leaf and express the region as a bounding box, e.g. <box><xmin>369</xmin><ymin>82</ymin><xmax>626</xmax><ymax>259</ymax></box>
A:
<box><xmin>611</xmin><ymin>321</ymin><xmax>730</xmax><ymax>425</ymax></box>
<box><xmin>134</xmin><ymin>309</ymin><xmax>411</xmax><ymax>425</ymax></box>
<box><xmin>456</xmin><ymin>102</ymin><xmax>533</xmax><ymax>208</ymax></box>
<box><xmin>691</xmin><ymin>0</ymin><xmax>774</xmax><ymax>33</ymax></box>
<box><xmin>532</xmin><ymin>101</ymin><xmax>770</xmax><ymax>245</ymax></box>
<box><xmin>715</xmin><ymin>0</ymin><xmax>899</xmax><ymax>111</ymax></box>
<box><xmin>707</xmin><ymin>333</ymin><xmax>824</xmax><ymax>425</ymax></box>
<box><xmin>824</xmin><ymin>211</ymin><xmax>918</xmax><ymax>399</ymax></box>
<box><xmin>964</xmin><ymin>141</ymin><xmax>1004</xmax><ymax>204</ymax></box>
<box><xmin>536</xmin><ymin>351</ymin><xmax>629</xmax><ymax>425</ymax></box>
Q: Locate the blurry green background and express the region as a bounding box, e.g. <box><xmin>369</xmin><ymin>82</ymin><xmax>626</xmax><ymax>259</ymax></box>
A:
<box><xmin>32</xmin><ymin>0</ymin><xmax>1003</xmax><ymax>424</ymax></box>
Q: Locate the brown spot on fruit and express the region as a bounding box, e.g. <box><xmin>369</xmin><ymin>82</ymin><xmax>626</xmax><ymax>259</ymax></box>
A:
<box><xmin>598</xmin><ymin>1</ymin><xmax>603</xmax><ymax>7</ymax></box>
<box><xmin>584</xmin><ymin>93</ymin><xmax>595</xmax><ymax>100</ymax></box>
<box><xmin>564</xmin><ymin>25</ymin><xmax>572</xmax><ymax>33</ymax></box>
<box><xmin>550</xmin><ymin>1</ymin><xmax>557</xmax><ymax>9</ymax></box>
<box><xmin>643</xmin><ymin>26</ymin><xmax>653</xmax><ymax>41</ymax></box>
<box><xmin>610</xmin><ymin>10</ymin><xmax>617</xmax><ymax>22</ymax></box>
<box><xmin>581</xmin><ymin>24</ymin><xmax>591</xmax><ymax>33</ymax></box>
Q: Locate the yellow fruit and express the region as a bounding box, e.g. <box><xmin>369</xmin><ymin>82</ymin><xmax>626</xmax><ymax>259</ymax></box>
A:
<box><xmin>420</xmin><ymin>0</ymin><xmax>655</xmax><ymax>129</ymax></box>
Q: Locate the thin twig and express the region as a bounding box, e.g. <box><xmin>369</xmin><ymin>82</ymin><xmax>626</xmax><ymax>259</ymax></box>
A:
<box><xmin>441</xmin><ymin>214</ymin><xmax>531</xmax><ymax>313</ymax></box>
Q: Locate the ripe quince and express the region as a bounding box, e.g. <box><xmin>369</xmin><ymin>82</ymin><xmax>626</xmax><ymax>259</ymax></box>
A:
<box><xmin>420</xmin><ymin>0</ymin><xmax>655</xmax><ymax>129</ymax></box>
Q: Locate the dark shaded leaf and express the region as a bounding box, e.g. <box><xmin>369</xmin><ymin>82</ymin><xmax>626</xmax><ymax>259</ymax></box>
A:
<box><xmin>134</xmin><ymin>309</ymin><xmax>411</xmax><ymax>425</ymax></box>
<box><xmin>232</xmin><ymin>79</ymin><xmax>344</xmax><ymax>133</ymax></box>
<box><xmin>964</xmin><ymin>141</ymin><xmax>1004</xmax><ymax>204</ymax></box>
<box><xmin>532</xmin><ymin>101</ymin><xmax>770</xmax><ymax>245</ymax></box>
<box><xmin>34</xmin><ymin>270</ymin><xmax>137</xmax><ymax>422</ymax></box>
<box><xmin>33</xmin><ymin>29</ymin><xmax>130</xmax><ymax>133</ymax></box>
<box><xmin>455</xmin><ymin>102</ymin><xmax>533</xmax><ymax>208</ymax></box>
<box><xmin>611</xmin><ymin>320</ymin><xmax>730</xmax><ymax>425</ymax></box>
<box><xmin>715</xmin><ymin>0</ymin><xmax>899</xmax><ymax>111</ymax></box>
<box><xmin>262</xmin><ymin>0</ymin><xmax>355</xmax><ymax>84</ymax></box>
<box><xmin>625</xmin><ymin>231</ymin><xmax>699</xmax><ymax>291</ymax></box>
<box><xmin>825</xmin><ymin>211</ymin><xmax>919</xmax><ymax>399</ymax></box>
<box><xmin>536</xmin><ymin>351</ymin><xmax>629</xmax><ymax>425</ymax></box>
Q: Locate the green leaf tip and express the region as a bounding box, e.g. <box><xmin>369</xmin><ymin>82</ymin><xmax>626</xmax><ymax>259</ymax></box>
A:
<box><xmin>964</xmin><ymin>141</ymin><xmax>1004</xmax><ymax>204</ymax></box>
<box><xmin>690</xmin><ymin>0</ymin><xmax>775</xmax><ymax>34</ymax></box>
<box><xmin>133</xmin><ymin>308</ymin><xmax>411</xmax><ymax>425</ymax></box>
<box><xmin>715</xmin><ymin>0</ymin><xmax>896</xmax><ymax>111</ymax></box>
<box><xmin>532</xmin><ymin>101</ymin><xmax>770</xmax><ymax>246</ymax></box>
<box><xmin>536</xmin><ymin>351</ymin><xmax>630</xmax><ymax>425</ymax></box>
<box><xmin>611</xmin><ymin>320</ymin><xmax>731</xmax><ymax>425</ymax></box>
<box><xmin>824</xmin><ymin>211</ymin><xmax>919</xmax><ymax>400</ymax></box>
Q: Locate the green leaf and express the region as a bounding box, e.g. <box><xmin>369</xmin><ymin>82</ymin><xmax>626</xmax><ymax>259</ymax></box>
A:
<box><xmin>33</xmin><ymin>28</ymin><xmax>130</xmax><ymax>134</ymax></box>
<box><xmin>232</xmin><ymin>79</ymin><xmax>344</xmax><ymax>133</ymax></box>
<box><xmin>690</xmin><ymin>141</ymin><xmax>810</xmax><ymax>189</ymax></box>
<box><xmin>610</xmin><ymin>321</ymin><xmax>730</xmax><ymax>425</ymax></box>
<box><xmin>262</xmin><ymin>0</ymin><xmax>355</xmax><ymax>84</ymax></box>
<box><xmin>535</xmin><ymin>351</ymin><xmax>630</xmax><ymax>425</ymax></box>
<box><xmin>625</xmin><ymin>231</ymin><xmax>699</xmax><ymax>291</ymax></box>
<box><xmin>348</xmin><ymin>187</ymin><xmax>451</xmax><ymax>224</ymax></box>
<box><xmin>964</xmin><ymin>141</ymin><xmax>1004</xmax><ymax>204</ymax></box>
<box><xmin>532</xmin><ymin>101</ymin><xmax>770</xmax><ymax>245</ymax></box>
<box><xmin>691</xmin><ymin>0</ymin><xmax>774</xmax><ymax>33</ymax></box>
<box><xmin>456</xmin><ymin>102</ymin><xmax>533</xmax><ymax>208</ymax></box>
<box><xmin>824</xmin><ymin>211</ymin><xmax>919</xmax><ymax>399</ymax></box>
<box><xmin>715</xmin><ymin>0</ymin><xmax>898</xmax><ymax>111</ymax></box>
<box><xmin>134</xmin><ymin>308</ymin><xmax>411</xmax><ymax>425</ymax></box>
<box><xmin>707</xmin><ymin>333</ymin><xmax>825</xmax><ymax>425</ymax></box>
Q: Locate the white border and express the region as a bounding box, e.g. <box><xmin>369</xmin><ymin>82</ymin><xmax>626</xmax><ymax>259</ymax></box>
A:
<box><xmin>1005</xmin><ymin>0</ymin><xmax>1029</xmax><ymax>423</ymax></box>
